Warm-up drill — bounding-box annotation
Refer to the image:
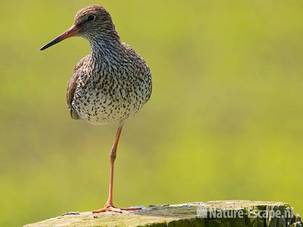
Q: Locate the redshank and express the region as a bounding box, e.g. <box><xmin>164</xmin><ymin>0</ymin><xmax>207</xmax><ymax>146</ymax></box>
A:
<box><xmin>40</xmin><ymin>5</ymin><xmax>152</xmax><ymax>213</ymax></box>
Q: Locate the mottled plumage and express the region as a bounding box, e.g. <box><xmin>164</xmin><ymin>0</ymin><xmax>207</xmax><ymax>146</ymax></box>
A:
<box><xmin>66</xmin><ymin>6</ymin><xmax>152</xmax><ymax>125</ymax></box>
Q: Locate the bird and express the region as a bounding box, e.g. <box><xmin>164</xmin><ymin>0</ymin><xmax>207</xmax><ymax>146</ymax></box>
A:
<box><xmin>40</xmin><ymin>5</ymin><xmax>152</xmax><ymax>213</ymax></box>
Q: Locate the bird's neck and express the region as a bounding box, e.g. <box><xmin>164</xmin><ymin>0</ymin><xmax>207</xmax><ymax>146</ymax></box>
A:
<box><xmin>89</xmin><ymin>33</ymin><xmax>122</xmax><ymax>60</ymax></box>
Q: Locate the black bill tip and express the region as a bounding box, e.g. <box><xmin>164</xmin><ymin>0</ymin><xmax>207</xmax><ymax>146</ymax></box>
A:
<box><xmin>40</xmin><ymin>37</ymin><xmax>61</xmax><ymax>51</ymax></box>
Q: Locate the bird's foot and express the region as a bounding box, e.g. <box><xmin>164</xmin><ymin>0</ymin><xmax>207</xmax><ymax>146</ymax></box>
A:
<box><xmin>92</xmin><ymin>204</ymin><xmax>141</xmax><ymax>214</ymax></box>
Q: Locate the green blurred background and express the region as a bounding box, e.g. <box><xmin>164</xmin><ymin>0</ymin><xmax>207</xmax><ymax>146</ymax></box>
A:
<box><xmin>1</xmin><ymin>0</ymin><xmax>303</xmax><ymax>226</ymax></box>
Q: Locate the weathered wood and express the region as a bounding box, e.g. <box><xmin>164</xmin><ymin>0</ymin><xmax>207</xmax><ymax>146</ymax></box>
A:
<box><xmin>24</xmin><ymin>200</ymin><xmax>302</xmax><ymax>227</ymax></box>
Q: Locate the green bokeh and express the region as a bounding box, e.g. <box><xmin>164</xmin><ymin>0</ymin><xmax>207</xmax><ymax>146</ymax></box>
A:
<box><xmin>0</xmin><ymin>1</ymin><xmax>302</xmax><ymax>226</ymax></box>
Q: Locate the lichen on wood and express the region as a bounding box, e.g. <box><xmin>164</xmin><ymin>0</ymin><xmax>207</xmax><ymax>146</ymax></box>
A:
<box><xmin>24</xmin><ymin>200</ymin><xmax>303</xmax><ymax>227</ymax></box>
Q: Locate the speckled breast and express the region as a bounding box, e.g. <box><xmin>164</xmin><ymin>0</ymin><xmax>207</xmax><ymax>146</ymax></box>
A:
<box><xmin>71</xmin><ymin>69</ymin><xmax>152</xmax><ymax>125</ymax></box>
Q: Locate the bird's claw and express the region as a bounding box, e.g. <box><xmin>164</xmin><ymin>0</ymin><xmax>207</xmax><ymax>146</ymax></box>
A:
<box><xmin>92</xmin><ymin>204</ymin><xmax>141</xmax><ymax>214</ymax></box>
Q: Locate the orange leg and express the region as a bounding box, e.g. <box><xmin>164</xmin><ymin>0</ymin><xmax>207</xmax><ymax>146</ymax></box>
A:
<box><xmin>93</xmin><ymin>125</ymin><xmax>141</xmax><ymax>213</ymax></box>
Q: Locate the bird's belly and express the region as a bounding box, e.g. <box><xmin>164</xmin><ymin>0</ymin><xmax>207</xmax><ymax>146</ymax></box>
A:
<box><xmin>71</xmin><ymin>88</ymin><xmax>147</xmax><ymax>125</ymax></box>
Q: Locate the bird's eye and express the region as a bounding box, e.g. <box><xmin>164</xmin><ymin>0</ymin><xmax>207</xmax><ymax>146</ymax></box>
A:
<box><xmin>87</xmin><ymin>15</ymin><xmax>96</xmax><ymax>22</ymax></box>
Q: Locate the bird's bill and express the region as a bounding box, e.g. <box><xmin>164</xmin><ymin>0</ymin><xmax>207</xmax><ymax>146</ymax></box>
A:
<box><xmin>40</xmin><ymin>25</ymin><xmax>80</xmax><ymax>51</ymax></box>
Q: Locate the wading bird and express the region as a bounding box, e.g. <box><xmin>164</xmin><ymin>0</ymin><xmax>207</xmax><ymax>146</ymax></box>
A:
<box><xmin>40</xmin><ymin>5</ymin><xmax>152</xmax><ymax>213</ymax></box>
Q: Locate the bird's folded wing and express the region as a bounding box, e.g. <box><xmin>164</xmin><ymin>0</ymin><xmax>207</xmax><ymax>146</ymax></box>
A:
<box><xmin>66</xmin><ymin>57</ymin><xmax>87</xmax><ymax>120</ymax></box>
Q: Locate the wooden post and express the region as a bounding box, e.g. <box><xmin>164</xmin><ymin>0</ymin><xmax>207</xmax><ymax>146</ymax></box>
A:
<box><xmin>24</xmin><ymin>200</ymin><xmax>302</xmax><ymax>227</ymax></box>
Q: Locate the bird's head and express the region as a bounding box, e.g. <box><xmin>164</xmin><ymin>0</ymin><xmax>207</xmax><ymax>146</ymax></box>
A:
<box><xmin>41</xmin><ymin>5</ymin><xmax>118</xmax><ymax>51</ymax></box>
